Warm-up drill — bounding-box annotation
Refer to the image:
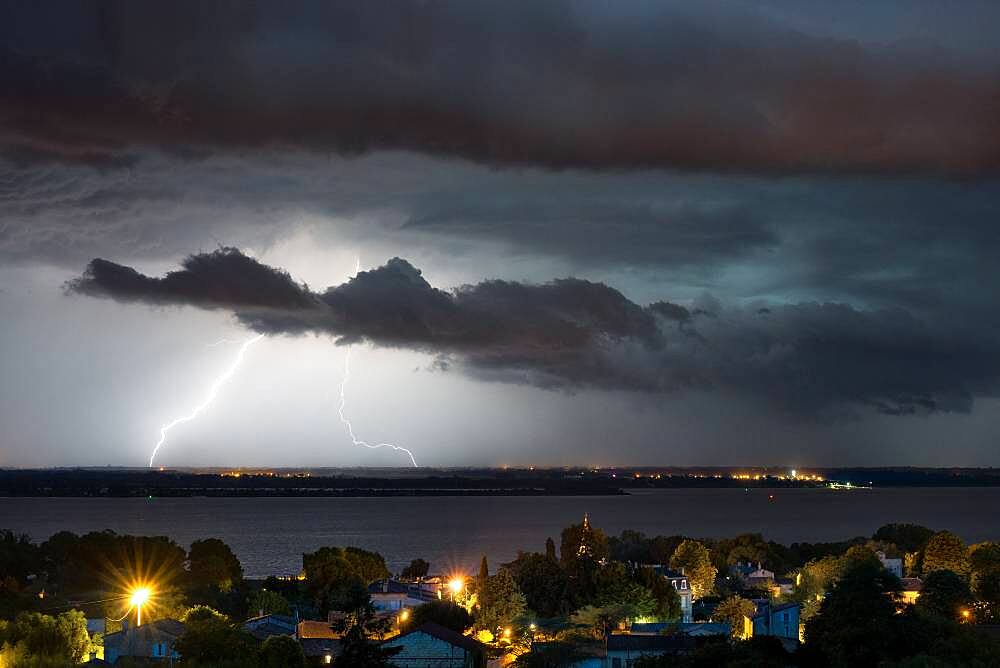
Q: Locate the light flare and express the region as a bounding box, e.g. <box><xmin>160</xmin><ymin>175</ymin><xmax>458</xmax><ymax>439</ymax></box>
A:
<box><xmin>148</xmin><ymin>333</ymin><xmax>264</xmax><ymax>467</ymax></box>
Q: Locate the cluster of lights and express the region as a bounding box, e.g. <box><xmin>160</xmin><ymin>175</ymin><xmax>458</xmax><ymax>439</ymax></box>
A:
<box><xmin>221</xmin><ymin>470</ymin><xmax>312</xmax><ymax>478</ymax></box>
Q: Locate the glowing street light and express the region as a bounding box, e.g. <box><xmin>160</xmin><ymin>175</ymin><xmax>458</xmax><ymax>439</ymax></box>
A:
<box><xmin>448</xmin><ymin>576</ymin><xmax>464</xmax><ymax>602</ymax></box>
<box><xmin>130</xmin><ymin>587</ymin><xmax>151</xmax><ymax>627</ymax></box>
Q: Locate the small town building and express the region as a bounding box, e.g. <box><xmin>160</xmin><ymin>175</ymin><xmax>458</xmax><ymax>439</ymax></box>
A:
<box><xmin>771</xmin><ymin>576</ymin><xmax>795</xmax><ymax>598</ymax></box>
<box><xmin>750</xmin><ymin>601</ymin><xmax>801</xmax><ymax>650</ymax></box>
<box><xmin>103</xmin><ymin>619</ymin><xmax>185</xmax><ymax>664</ymax></box>
<box><xmin>900</xmin><ymin>577</ymin><xmax>923</xmax><ymax>604</ymax></box>
<box><xmin>628</xmin><ymin>622</ymin><xmax>730</xmax><ymax>637</ymax></box>
<box><xmin>369</xmin><ymin>578</ymin><xmax>427</xmax><ymax>611</ymax></box>
<box><xmin>877</xmin><ymin>551</ymin><xmax>904</xmax><ymax>578</ymax></box>
<box><xmin>385</xmin><ymin>621</ymin><xmax>487</xmax><ymax>668</ymax></box>
<box><xmin>242</xmin><ymin>612</ymin><xmax>297</xmax><ymax>641</ymax></box>
<box><xmin>642</xmin><ymin>565</ymin><xmax>694</xmax><ymax>622</ymax></box>
<box><xmin>605</xmin><ymin>634</ymin><xmax>697</xmax><ymax>667</ymax></box>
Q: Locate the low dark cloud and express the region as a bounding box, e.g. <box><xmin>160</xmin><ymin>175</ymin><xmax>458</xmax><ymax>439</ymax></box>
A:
<box><xmin>3</xmin><ymin>1</ymin><xmax>1000</xmax><ymax>174</ymax></box>
<box><xmin>68</xmin><ymin>248</ymin><xmax>1000</xmax><ymax>417</ymax></box>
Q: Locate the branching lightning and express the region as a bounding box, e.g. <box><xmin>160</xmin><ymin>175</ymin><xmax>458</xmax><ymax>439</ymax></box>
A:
<box><xmin>337</xmin><ymin>346</ymin><xmax>418</xmax><ymax>467</ymax></box>
<box><xmin>148</xmin><ymin>333</ymin><xmax>264</xmax><ymax>467</ymax></box>
<box><xmin>335</xmin><ymin>254</ymin><xmax>419</xmax><ymax>467</ymax></box>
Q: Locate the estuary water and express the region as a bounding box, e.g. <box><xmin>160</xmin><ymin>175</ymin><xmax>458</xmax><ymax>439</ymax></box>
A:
<box><xmin>2</xmin><ymin>488</ymin><xmax>998</xmax><ymax>577</ymax></box>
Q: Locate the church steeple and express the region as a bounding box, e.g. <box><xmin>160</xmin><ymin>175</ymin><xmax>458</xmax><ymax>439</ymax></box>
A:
<box><xmin>577</xmin><ymin>512</ymin><xmax>593</xmax><ymax>558</ymax></box>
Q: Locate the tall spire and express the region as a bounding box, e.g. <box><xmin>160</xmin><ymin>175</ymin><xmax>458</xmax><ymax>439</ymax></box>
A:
<box><xmin>578</xmin><ymin>512</ymin><xmax>594</xmax><ymax>558</ymax></box>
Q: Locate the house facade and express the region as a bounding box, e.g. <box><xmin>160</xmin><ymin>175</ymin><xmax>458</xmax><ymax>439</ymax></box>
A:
<box><xmin>385</xmin><ymin>621</ymin><xmax>486</xmax><ymax>668</ymax></box>
<box><xmin>604</xmin><ymin>634</ymin><xmax>697</xmax><ymax>667</ymax></box>
<box><xmin>750</xmin><ymin>601</ymin><xmax>801</xmax><ymax>649</ymax></box>
<box><xmin>103</xmin><ymin>619</ymin><xmax>185</xmax><ymax>664</ymax></box>
<box><xmin>877</xmin><ymin>551</ymin><xmax>904</xmax><ymax>578</ymax></box>
<box><xmin>642</xmin><ymin>565</ymin><xmax>693</xmax><ymax>622</ymax></box>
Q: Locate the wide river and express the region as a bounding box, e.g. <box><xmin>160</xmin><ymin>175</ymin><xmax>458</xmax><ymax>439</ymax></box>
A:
<box><xmin>2</xmin><ymin>488</ymin><xmax>997</xmax><ymax>577</ymax></box>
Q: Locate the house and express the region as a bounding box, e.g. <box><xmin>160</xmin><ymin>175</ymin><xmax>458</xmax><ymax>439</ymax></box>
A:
<box><xmin>642</xmin><ymin>565</ymin><xmax>693</xmax><ymax>622</ymax></box>
<box><xmin>242</xmin><ymin>612</ymin><xmax>297</xmax><ymax>641</ymax></box>
<box><xmin>750</xmin><ymin>601</ymin><xmax>800</xmax><ymax>650</ymax></box>
<box><xmin>771</xmin><ymin>577</ymin><xmax>795</xmax><ymax>598</ymax></box>
<box><xmin>103</xmin><ymin>619</ymin><xmax>185</xmax><ymax>664</ymax></box>
<box><xmin>628</xmin><ymin>622</ymin><xmax>730</xmax><ymax>637</ymax></box>
<box><xmin>877</xmin><ymin>551</ymin><xmax>904</xmax><ymax>578</ymax></box>
<box><xmin>730</xmin><ymin>561</ymin><xmax>775</xmax><ymax>587</ymax></box>
<box><xmin>369</xmin><ymin>578</ymin><xmax>427</xmax><ymax>611</ymax></box>
<box><xmin>384</xmin><ymin>621</ymin><xmax>487</xmax><ymax>668</ymax></box>
<box><xmin>900</xmin><ymin>577</ymin><xmax>923</xmax><ymax>604</ymax></box>
<box><xmin>605</xmin><ymin>634</ymin><xmax>697</xmax><ymax>667</ymax></box>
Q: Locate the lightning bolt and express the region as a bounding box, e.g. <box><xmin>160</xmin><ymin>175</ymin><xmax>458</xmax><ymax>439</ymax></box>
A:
<box><xmin>337</xmin><ymin>346</ymin><xmax>418</xmax><ymax>467</ymax></box>
<box><xmin>335</xmin><ymin>254</ymin><xmax>418</xmax><ymax>467</ymax></box>
<box><xmin>148</xmin><ymin>333</ymin><xmax>265</xmax><ymax>467</ymax></box>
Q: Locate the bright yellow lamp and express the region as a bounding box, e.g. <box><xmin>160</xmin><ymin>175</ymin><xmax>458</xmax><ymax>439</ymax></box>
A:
<box><xmin>130</xmin><ymin>587</ymin><xmax>151</xmax><ymax>626</ymax></box>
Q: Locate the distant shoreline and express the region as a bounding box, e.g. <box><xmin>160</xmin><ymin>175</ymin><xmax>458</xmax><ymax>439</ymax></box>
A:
<box><xmin>1</xmin><ymin>467</ymin><xmax>998</xmax><ymax>497</ymax></box>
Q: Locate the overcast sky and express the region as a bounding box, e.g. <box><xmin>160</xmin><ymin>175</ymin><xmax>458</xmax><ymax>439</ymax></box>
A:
<box><xmin>3</xmin><ymin>1</ymin><xmax>1000</xmax><ymax>468</ymax></box>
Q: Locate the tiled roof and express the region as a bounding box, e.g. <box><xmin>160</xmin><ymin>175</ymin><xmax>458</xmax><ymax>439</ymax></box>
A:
<box><xmin>298</xmin><ymin>620</ymin><xmax>338</xmax><ymax>639</ymax></box>
<box><xmin>901</xmin><ymin>577</ymin><xmax>923</xmax><ymax>592</ymax></box>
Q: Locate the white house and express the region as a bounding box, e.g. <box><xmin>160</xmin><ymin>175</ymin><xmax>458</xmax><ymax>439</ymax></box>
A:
<box><xmin>642</xmin><ymin>565</ymin><xmax>693</xmax><ymax>622</ymax></box>
<box><xmin>877</xmin><ymin>551</ymin><xmax>904</xmax><ymax>578</ymax></box>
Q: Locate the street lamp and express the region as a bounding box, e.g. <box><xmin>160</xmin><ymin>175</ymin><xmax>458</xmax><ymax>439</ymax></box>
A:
<box><xmin>448</xmin><ymin>577</ymin><xmax>464</xmax><ymax>601</ymax></box>
<box><xmin>130</xmin><ymin>587</ymin><xmax>151</xmax><ymax>627</ymax></box>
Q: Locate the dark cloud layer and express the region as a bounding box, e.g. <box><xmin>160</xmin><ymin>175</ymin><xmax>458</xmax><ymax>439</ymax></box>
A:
<box><xmin>68</xmin><ymin>248</ymin><xmax>1000</xmax><ymax>417</ymax></box>
<box><xmin>4</xmin><ymin>1</ymin><xmax>1000</xmax><ymax>173</ymax></box>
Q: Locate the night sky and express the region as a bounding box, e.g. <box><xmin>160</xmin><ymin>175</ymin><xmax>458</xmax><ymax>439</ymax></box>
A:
<box><xmin>3</xmin><ymin>1</ymin><xmax>1000</xmax><ymax>467</ymax></box>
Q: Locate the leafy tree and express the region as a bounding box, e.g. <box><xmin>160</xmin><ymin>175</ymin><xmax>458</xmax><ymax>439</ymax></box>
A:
<box><xmin>560</xmin><ymin>517</ymin><xmax>609</xmax><ymax>566</ymax></box>
<box><xmin>874</xmin><ymin>524</ymin><xmax>935</xmax><ymax>554</ymax></box>
<box><xmin>188</xmin><ymin>538</ymin><xmax>243</xmax><ymax>592</ymax></box>
<box><xmin>41</xmin><ymin>531</ymin><xmax>187</xmax><ymax>597</ymax></box>
<box><xmin>174</xmin><ymin>609</ymin><xmax>259</xmax><ymax>667</ymax></box>
<box><xmin>970</xmin><ymin>542</ymin><xmax>1000</xmax><ymax>607</ymax></box>
<box><xmin>303</xmin><ymin>546</ymin><xmax>390</xmax><ymax>615</ymax></box>
<box><xmin>545</xmin><ymin>538</ymin><xmax>557</xmax><ymax>562</ymax></box>
<box><xmin>512</xmin><ymin>641</ymin><xmax>591</xmax><ymax>668</ymax></box>
<box><xmin>669</xmin><ymin>540</ymin><xmax>717</xmax><ymax>600</ymax></box>
<box><xmin>475</xmin><ymin>568</ymin><xmax>526</xmax><ymax>632</ymax></box>
<box><xmin>593</xmin><ymin>563</ymin><xmax>655</xmax><ymax>618</ymax></box>
<box><xmin>795</xmin><ymin>554</ymin><xmax>845</xmax><ymax>604</ymax></box>
<box><xmin>410</xmin><ymin>599</ymin><xmax>473</xmax><ymax>633</ymax></box>
<box><xmin>331</xmin><ymin>582</ymin><xmax>401</xmax><ymax>667</ymax></box>
<box><xmin>635</xmin><ymin>567</ymin><xmax>681</xmax><ymax>621</ymax></box>
<box><xmin>923</xmin><ymin>531</ymin><xmax>970</xmax><ymax>578</ymax></box>
<box><xmin>713</xmin><ymin>595</ymin><xmax>757</xmax><ymax>639</ymax></box>
<box><xmin>400</xmin><ymin>558</ymin><xmax>430</xmax><ymax>580</ymax></box>
<box><xmin>571</xmin><ymin>605</ymin><xmax>633</xmax><ymax>640</ymax></box>
<box><xmin>507</xmin><ymin>552</ymin><xmax>570</xmax><ymax>618</ymax></box>
<box><xmin>259</xmin><ymin>634</ymin><xmax>306</xmax><ymax>668</ymax></box>
<box><xmin>917</xmin><ymin>570</ymin><xmax>974</xmax><ymax>621</ymax></box>
<box><xmin>247</xmin><ymin>589</ymin><xmax>291</xmax><ymax>617</ymax></box>
<box><xmin>0</xmin><ymin>531</ymin><xmax>39</xmax><ymax>585</ymax></box>
<box><xmin>4</xmin><ymin>610</ymin><xmax>91</xmax><ymax>663</ymax></box>
<box><xmin>803</xmin><ymin>558</ymin><xmax>903</xmax><ymax>666</ymax></box>
<box><xmin>182</xmin><ymin>605</ymin><xmax>228</xmax><ymax>624</ymax></box>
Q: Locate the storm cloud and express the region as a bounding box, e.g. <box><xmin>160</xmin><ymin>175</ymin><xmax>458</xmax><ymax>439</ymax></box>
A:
<box><xmin>68</xmin><ymin>248</ymin><xmax>1000</xmax><ymax>417</ymax></box>
<box><xmin>4</xmin><ymin>1</ymin><xmax>1000</xmax><ymax>173</ymax></box>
